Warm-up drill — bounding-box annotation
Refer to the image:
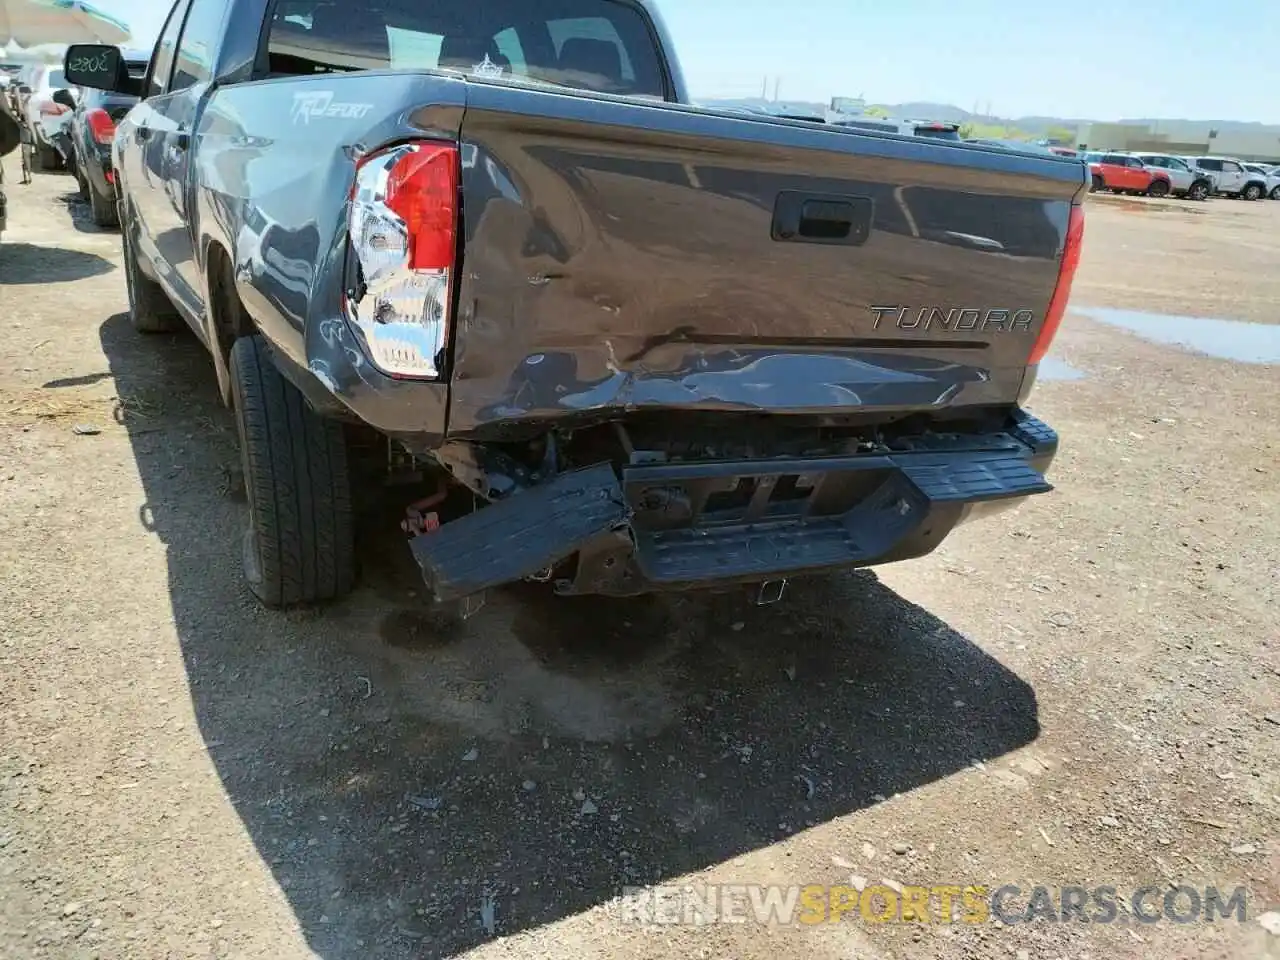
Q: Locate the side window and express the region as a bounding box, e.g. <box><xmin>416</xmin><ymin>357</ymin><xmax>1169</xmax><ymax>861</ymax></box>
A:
<box><xmin>492</xmin><ymin>28</ymin><xmax>527</xmax><ymax>73</ymax></box>
<box><xmin>1101</xmin><ymin>154</ymin><xmax>1124</xmax><ymax>165</ymax></box>
<box><xmin>547</xmin><ymin>16</ymin><xmax>635</xmax><ymax>82</ymax></box>
<box><xmin>1221</xmin><ymin>161</ymin><xmax>1242</xmax><ymax>173</ymax></box>
<box><xmin>1127</xmin><ymin>157</ymin><xmax>1145</xmax><ymax>168</ymax></box>
<box><xmin>171</xmin><ymin>0</ymin><xmax>228</xmax><ymax>90</ymax></box>
<box><xmin>149</xmin><ymin>0</ymin><xmax>193</xmax><ymax>96</ymax></box>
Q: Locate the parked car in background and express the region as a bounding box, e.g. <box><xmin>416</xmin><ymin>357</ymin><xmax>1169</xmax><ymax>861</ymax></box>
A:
<box><xmin>1184</xmin><ymin>156</ymin><xmax>1269</xmax><ymax>200</ymax></box>
<box><xmin>1086</xmin><ymin>152</ymin><xmax>1172</xmax><ymax>197</ymax></box>
<box><xmin>832</xmin><ymin>116</ymin><xmax>962</xmax><ymax>141</ymax></box>
<box><xmin>1134</xmin><ymin>153</ymin><xmax>1213</xmax><ymax>201</ymax></box>
<box><xmin>67</xmin><ymin>50</ymin><xmax>149</xmax><ymax>227</ymax></box>
<box><xmin>965</xmin><ymin>137</ymin><xmax>1056</xmax><ymax>154</ymax></box>
<box><xmin>1241</xmin><ymin>163</ymin><xmax>1280</xmax><ymax>200</ymax></box>
<box><xmin>18</xmin><ymin>63</ymin><xmax>75</xmax><ymax>170</ymax></box>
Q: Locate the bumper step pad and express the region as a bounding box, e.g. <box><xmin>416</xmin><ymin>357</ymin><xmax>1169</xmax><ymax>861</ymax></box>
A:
<box><xmin>632</xmin><ymin>453</ymin><xmax>1050</xmax><ymax>585</ymax></box>
<box><xmin>409</xmin><ymin>463</ymin><xmax>629</xmax><ymax>601</ymax></box>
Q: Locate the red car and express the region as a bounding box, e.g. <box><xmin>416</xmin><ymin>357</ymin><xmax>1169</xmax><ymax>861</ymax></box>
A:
<box><xmin>1084</xmin><ymin>151</ymin><xmax>1173</xmax><ymax>197</ymax></box>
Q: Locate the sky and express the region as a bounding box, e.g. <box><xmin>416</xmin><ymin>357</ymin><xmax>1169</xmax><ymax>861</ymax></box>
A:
<box><xmin>95</xmin><ymin>0</ymin><xmax>1279</xmax><ymax>123</ymax></box>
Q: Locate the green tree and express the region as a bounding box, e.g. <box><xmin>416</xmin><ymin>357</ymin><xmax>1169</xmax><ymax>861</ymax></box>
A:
<box><xmin>863</xmin><ymin>105</ymin><xmax>890</xmax><ymax>117</ymax></box>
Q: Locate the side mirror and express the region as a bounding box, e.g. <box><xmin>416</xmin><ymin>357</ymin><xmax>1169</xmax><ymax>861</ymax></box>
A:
<box><xmin>52</xmin><ymin>88</ymin><xmax>76</xmax><ymax>110</ymax></box>
<box><xmin>16</xmin><ymin>84</ymin><xmax>31</xmax><ymax>96</ymax></box>
<box><xmin>63</xmin><ymin>44</ymin><xmax>138</xmax><ymax>95</ymax></box>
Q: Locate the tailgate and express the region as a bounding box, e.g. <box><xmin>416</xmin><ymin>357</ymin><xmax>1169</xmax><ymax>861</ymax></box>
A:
<box><xmin>449</xmin><ymin>85</ymin><xmax>1086</xmax><ymax>437</ymax></box>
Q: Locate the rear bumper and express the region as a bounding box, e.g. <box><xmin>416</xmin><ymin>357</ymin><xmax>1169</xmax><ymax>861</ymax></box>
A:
<box><xmin>411</xmin><ymin>409</ymin><xmax>1058</xmax><ymax>601</ymax></box>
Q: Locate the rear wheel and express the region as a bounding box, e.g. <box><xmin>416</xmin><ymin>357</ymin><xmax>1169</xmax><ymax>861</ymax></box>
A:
<box><xmin>230</xmin><ymin>335</ymin><xmax>357</xmax><ymax>608</ymax></box>
<box><xmin>1187</xmin><ymin>181</ymin><xmax>1209</xmax><ymax>201</ymax></box>
<box><xmin>35</xmin><ymin>141</ymin><xmax>61</xmax><ymax>170</ymax></box>
<box><xmin>1090</xmin><ymin>174</ymin><xmax>1104</xmax><ymax>192</ymax></box>
<box><xmin>1242</xmin><ymin>183</ymin><xmax>1263</xmax><ymax>201</ymax></box>
<box><xmin>73</xmin><ymin>160</ymin><xmax>89</xmax><ymax>200</ymax></box>
<box><xmin>120</xmin><ymin>204</ymin><xmax>181</xmax><ymax>333</ymax></box>
<box><xmin>1270</xmin><ymin>186</ymin><xmax>1280</xmax><ymax>200</ymax></box>
<box><xmin>88</xmin><ymin>182</ymin><xmax>117</xmax><ymax>227</ymax></box>
<box><xmin>1146</xmin><ymin>179</ymin><xmax>1170</xmax><ymax>198</ymax></box>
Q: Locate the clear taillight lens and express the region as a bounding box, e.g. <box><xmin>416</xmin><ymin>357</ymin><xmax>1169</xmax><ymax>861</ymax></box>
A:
<box><xmin>345</xmin><ymin>141</ymin><xmax>459</xmax><ymax>380</ymax></box>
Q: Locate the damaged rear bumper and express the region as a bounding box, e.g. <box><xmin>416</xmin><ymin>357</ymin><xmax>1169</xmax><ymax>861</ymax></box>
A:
<box><xmin>410</xmin><ymin>410</ymin><xmax>1058</xmax><ymax>602</ymax></box>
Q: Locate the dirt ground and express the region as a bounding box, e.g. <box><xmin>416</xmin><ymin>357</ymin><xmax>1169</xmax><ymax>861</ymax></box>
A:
<box><xmin>1</xmin><ymin>164</ymin><xmax>1277</xmax><ymax>960</ymax></box>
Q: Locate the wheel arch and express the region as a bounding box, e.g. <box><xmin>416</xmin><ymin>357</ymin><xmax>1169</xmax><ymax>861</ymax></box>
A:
<box><xmin>202</xmin><ymin>238</ymin><xmax>256</xmax><ymax>408</ymax></box>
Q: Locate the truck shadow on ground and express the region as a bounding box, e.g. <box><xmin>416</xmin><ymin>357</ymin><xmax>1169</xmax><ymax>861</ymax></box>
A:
<box><xmin>0</xmin><ymin>241</ymin><xmax>114</xmax><ymax>283</ymax></box>
<box><xmin>99</xmin><ymin>311</ymin><xmax>1040</xmax><ymax>959</ymax></box>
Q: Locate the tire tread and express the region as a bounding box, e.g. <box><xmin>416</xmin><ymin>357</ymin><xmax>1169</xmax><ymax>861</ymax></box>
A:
<box><xmin>232</xmin><ymin>336</ymin><xmax>355</xmax><ymax>607</ymax></box>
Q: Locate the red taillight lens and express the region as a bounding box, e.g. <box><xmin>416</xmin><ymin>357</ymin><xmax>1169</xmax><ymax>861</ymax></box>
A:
<box><xmin>381</xmin><ymin>144</ymin><xmax>458</xmax><ymax>271</ymax></box>
<box><xmin>85</xmin><ymin>108</ymin><xmax>116</xmax><ymax>145</ymax></box>
<box><xmin>1028</xmin><ymin>204</ymin><xmax>1084</xmax><ymax>365</ymax></box>
<box><xmin>346</xmin><ymin>141</ymin><xmax>460</xmax><ymax>379</ymax></box>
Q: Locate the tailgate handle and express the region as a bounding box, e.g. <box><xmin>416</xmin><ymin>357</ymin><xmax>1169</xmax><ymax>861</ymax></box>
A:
<box><xmin>771</xmin><ymin>191</ymin><xmax>873</xmax><ymax>246</ymax></box>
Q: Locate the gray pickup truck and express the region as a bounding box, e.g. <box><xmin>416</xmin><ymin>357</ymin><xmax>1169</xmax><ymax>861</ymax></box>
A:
<box><xmin>63</xmin><ymin>0</ymin><xmax>1085</xmax><ymax>615</ymax></box>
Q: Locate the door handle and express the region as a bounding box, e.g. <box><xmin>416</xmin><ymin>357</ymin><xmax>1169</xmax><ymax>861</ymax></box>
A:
<box><xmin>772</xmin><ymin>191</ymin><xmax>874</xmax><ymax>246</ymax></box>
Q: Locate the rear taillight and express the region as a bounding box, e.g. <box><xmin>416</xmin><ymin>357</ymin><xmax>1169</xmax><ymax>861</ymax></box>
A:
<box><xmin>345</xmin><ymin>141</ymin><xmax>459</xmax><ymax>379</ymax></box>
<box><xmin>1028</xmin><ymin>204</ymin><xmax>1084</xmax><ymax>366</ymax></box>
<box><xmin>85</xmin><ymin>108</ymin><xmax>115</xmax><ymax>145</ymax></box>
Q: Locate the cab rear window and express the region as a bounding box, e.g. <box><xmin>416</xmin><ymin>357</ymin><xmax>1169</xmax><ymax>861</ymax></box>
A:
<box><xmin>266</xmin><ymin>0</ymin><xmax>668</xmax><ymax>99</ymax></box>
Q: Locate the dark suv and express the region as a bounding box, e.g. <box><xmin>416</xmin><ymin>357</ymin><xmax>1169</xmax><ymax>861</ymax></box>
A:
<box><xmin>68</xmin><ymin>51</ymin><xmax>148</xmax><ymax>227</ymax></box>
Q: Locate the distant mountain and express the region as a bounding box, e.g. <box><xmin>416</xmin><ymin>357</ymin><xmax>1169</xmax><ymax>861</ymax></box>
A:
<box><xmin>696</xmin><ymin>98</ymin><xmax>1280</xmax><ymax>136</ymax></box>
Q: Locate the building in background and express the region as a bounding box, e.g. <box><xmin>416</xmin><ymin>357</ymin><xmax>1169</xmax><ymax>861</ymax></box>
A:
<box><xmin>1076</xmin><ymin>121</ymin><xmax>1280</xmax><ymax>163</ymax></box>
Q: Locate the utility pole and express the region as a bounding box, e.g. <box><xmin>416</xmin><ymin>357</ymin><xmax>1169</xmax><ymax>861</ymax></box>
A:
<box><xmin>773</xmin><ymin>77</ymin><xmax>781</xmax><ymax>102</ymax></box>
<box><xmin>761</xmin><ymin>75</ymin><xmax>767</xmax><ymax>99</ymax></box>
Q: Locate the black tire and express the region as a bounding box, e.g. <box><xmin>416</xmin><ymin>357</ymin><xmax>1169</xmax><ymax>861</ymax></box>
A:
<box><xmin>230</xmin><ymin>335</ymin><xmax>356</xmax><ymax>608</ymax></box>
<box><xmin>88</xmin><ymin>182</ymin><xmax>117</xmax><ymax>227</ymax></box>
<box><xmin>1090</xmin><ymin>174</ymin><xmax>1104</xmax><ymax>193</ymax></box>
<box><xmin>1270</xmin><ymin>186</ymin><xmax>1280</xmax><ymax>200</ymax></box>
<box><xmin>120</xmin><ymin>205</ymin><xmax>181</xmax><ymax>333</ymax></box>
<box><xmin>35</xmin><ymin>141</ymin><xmax>61</xmax><ymax>171</ymax></box>
<box><xmin>1146</xmin><ymin>179</ymin><xmax>1170</xmax><ymax>198</ymax></box>
<box><xmin>74</xmin><ymin>162</ymin><xmax>89</xmax><ymax>200</ymax></box>
<box><xmin>1242</xmin><ymin>183</ymin><xmax>1263</xmax><ymax>201</ymax></box>
<box><xmin>1187</xmin><ymin>181</ymin><xmax>1209</xmax><ymax>202</ymax></box>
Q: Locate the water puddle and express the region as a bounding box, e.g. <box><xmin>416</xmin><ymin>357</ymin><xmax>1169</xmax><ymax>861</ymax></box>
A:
<box><xmin>1075</xmin><ymin>307</ymin><xmax>1280</xmax><ymax>365</ymax></box>
<box><xmin>1037</xmin><ymin>357</ymin><xmax>1087</xmax><ymax>381</ymax></box>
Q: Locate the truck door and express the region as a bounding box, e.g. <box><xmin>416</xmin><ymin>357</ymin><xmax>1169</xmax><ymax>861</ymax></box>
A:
<box><xmin>155</xmin><ymin>0</ymin><xmax>229</xmax><ymax>313</ymax></box>
<box><xmin>120</xmin><ymin>0</ymin><xmax>190</xmax><ymax>286</ymax></box>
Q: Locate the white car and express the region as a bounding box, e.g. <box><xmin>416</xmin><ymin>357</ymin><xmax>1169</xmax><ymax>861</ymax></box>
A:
<box><xmin>1132</xmin><ymin>153</ymin><xmax>1214</xmax><ymax>201</ymax></box>
<box><xmin>18</xmin><ymin>63</ymin><xmax>74</xmax><ymax>171</ymax></box>
<box><xmin>1183</xmin><ymin>156</ymin><xmax>1270</xmax><ymax>201</ymax></box>
<box><xmin>1242</xmin><ymin>163</ymin><xmax>1280</xmax><ymax>200</ymax></box>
